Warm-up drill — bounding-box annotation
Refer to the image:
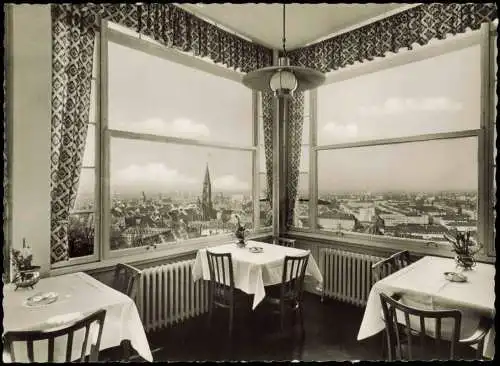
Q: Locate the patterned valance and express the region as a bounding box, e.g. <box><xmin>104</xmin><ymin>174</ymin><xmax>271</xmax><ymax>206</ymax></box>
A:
<box><xmin>288</xmin><ymin>3</ymin><xmax>498</xmax><ymax>73</ymax></box>
<box><xmin>52</xmin><ymin>3</ymin><xmax>273</xmax><ymax>73</ymax></box>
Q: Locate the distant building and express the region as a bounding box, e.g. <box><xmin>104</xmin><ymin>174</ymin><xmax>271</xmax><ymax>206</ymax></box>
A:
<box><xmin>318</xmin><ymin>212</ymin><xmax>355</xmax><ymax>231</ymax></box>
<box><xmin>201</xmin><ymin>163</ymin><xmax>214</xmax><ymax>221</ymax></box>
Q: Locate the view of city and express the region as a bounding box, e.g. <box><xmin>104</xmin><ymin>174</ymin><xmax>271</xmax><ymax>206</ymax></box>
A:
<box><xmin>294</xmin><ymin>190</ymin><xmax>478</xmax><ymax>245</ymax></box>
<box><xmin>68</xmin><ymin>164</ymin><xmax>267</xmax><ymax>258</ymax></box>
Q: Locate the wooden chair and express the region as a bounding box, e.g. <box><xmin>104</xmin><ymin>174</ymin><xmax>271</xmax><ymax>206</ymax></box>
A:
<box><xmin>273</xmin><ymin>237</ymin><xmax>296</xmax><ymax>248</ymax></box>
<box><xmin>380</xmin><ymin>293</ymin><xmax>492</xmax><ymax>360</ymax></box>
<box><xmin>264</xmin><ymin>253</ymin><xmax>309</xmax><ymax>336</ymax></box>
<box><xmin>112</xmin><ymin>263</ymin><xmax>141</xmax><ymax>301</ymax></box>
<box><xmin>112</xmin><ymin>263</ymin><xmax>144</xmax><ymax>361</ymax></box>
<box><xmin>206</xmin><ymin>251</ymin><xmax>249</xmax><ymax>338</ymax></box>
<box><xmin>3</xmin><ymin>309</ymin><xmax>107</xmax><ymax>362</ymax></box>
<box><xmin>371</xmin><ymin>250</ymin><xmax>411</xmax><ymax>285</ymax></box>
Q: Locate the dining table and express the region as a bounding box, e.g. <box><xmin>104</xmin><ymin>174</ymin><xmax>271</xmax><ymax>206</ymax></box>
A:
<box><xmin>192</xmin><ymin>240</ymin><xmax>323</xmax><ymax>310</ymax></box>
<box><xmin>3</xmin><ymin>271</ymin><xmax>153</xmax><ymax>362</ymax></box>
<box><xmin>357</xmin><ymin>255</ymin><xmax>495</xmax><ymax>359</ymax></box>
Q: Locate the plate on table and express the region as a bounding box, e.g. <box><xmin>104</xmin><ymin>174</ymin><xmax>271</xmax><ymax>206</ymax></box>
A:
<box><xmin>25</xmin><ymin>292</ymin><xmax>59</xmax><ymax>307</ymax></box>
<box><xmin>249</xmin><ymin>246</ymin><xmax>264</xmax><ymax>254</ymax></box>
<box><xmin>444</xmin><ymin>272</ymin><xmax>467</xmax><ymax>283</ymax></box>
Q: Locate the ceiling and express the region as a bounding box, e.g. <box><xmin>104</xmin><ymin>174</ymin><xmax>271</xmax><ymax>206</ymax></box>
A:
<box><xmin>177</xmin><ymin>3</ymin><xmax>410</xmax><ymax>51</ymax></box>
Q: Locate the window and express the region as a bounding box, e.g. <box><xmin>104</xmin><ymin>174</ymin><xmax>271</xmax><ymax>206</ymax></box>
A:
<box><xmin>297</xmin><ymin>27</ymin><xmax>496</xmax><ymax>256</ymax></box>
<box><xmin>62</xmin><ymin>21</ymin><xmax>265</xmax><ymax>266</ymax></box>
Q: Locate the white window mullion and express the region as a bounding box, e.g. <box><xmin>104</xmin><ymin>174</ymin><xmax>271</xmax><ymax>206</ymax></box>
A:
<box><xmin>309</xmin><ymin>89</ymin><xmax>318</xmax><ymax>231</ymax></box>
<box><xmin>100</xmin><ymin>20</ymin><xmax>111</xmax><ymax>261</ymax></box>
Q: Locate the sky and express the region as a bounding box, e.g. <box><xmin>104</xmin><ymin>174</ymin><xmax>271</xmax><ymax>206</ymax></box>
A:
<box><xmin>316</xmin><ymin>44</ymin><xmax>481</xmax><ymax>193</ymax></box>
<box><xmin>77</xmin><ymin>39</ymin><xmax>482</xmax><ymax>197</ymax></box>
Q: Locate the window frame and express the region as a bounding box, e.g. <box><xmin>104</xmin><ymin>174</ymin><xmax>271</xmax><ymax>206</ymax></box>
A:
<box><xmin>290</xmin><ymin>23</ymin><xmax>497</xmax><ymax>258</ymax></box>
<box><xmin>54</xmin><ymin>19</ymin><xmax>268</xmax><ymax>268</ymax></box>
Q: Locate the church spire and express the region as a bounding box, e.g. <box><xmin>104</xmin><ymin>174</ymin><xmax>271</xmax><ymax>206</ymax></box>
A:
<box><xmin>201</xmin><ymin>162</ymin><xmax>213</xmax><ymax>221</ymax></box>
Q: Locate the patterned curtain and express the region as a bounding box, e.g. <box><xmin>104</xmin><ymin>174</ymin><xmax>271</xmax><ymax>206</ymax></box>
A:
<box><xmin>288</xmin><ymin>3</ymin><xmax>498</xmax><ymax>72</ymax></box>
<box><xmin>262</xmin><ymin>91</ymin><xmax>274</xmax><ymax>217</ymax></box>
<box><xmin>285</xmin><ymin>92</ymin><xmax>304</xmax><ymax>230</ymax></box>
<box><xmin>52</xmin><ymin>4</ymin><xmax>273</xmax><ymax>73</ymax></box>
<box><xmin>51</xmin><ymin>6</ymin><xmax>95</xmax><ymax>263</ymax></box>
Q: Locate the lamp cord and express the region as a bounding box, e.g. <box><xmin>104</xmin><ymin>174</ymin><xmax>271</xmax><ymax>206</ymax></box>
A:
<box><xmin>282</xmin><ymin>3</ymin><xmax>287</xmax><ymax>56</ymax></box>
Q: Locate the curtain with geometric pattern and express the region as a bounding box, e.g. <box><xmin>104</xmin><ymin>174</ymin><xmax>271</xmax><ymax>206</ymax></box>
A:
<box><xmin>262</xmin><ymin>90</ymin><xmax>274</xmax><ymax>222</ymax></box>
<box><xmin>51</xmin><ymin>6</ymin><xmax>95</xmax><ymax>263</ymax></box>
<box><xmin>287</xmin><ymin>3</ymin><xmax>497</xmax><ymax>73</ymax></box>
<box><xmin>285</xmin><ymin>92</ymin><xmax>304</xmax><ymax>230</ymax></box>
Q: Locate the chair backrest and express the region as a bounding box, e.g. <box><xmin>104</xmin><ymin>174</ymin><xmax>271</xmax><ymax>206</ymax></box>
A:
<box><xmin>372</xmin><ymin>250</ymin><xmax>411</xmax><ymax>284</ymax></box>
<box><xmin>113</xmin><ymin>263</ymin><xmax>141</xmax><ymax>301</ymax></box>
<box><xmin>273</xmin><ymin>237</ymin><xmax>296</xmax><ymax>248</ymax></box>
<box><xmin>206</xmin><ymin>251</ymin><xmax>235</xmax><ymax>306</ymax></box>
<box><xmin>3</xmin><ymin>309</ymin><xmax>107</xmax><ymax>362</ymax></box>
<box><xmin>379</xmin><ymin>293</ymin><xmax>461</xmax><ymax>361</ymax></box>
<box><xmin>281</xmin><ymin>253</ymin><xmax>309</xmax><ymax>303</ymax></box>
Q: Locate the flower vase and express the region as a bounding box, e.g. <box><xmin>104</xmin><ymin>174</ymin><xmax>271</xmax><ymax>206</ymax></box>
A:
<box><xmin>13</xmin><ymin>266</ymin><xmax>41</xmax><ymax>290</ymax></box>
<box><xmin>237</xmin><ymin>238</ymin><xmax>246</xmax><ymax>248</ymax></box>
<box><xmin>455</xmin><ymin>255</ymin><xmax>476</xmax><ymax>271</ymax></box>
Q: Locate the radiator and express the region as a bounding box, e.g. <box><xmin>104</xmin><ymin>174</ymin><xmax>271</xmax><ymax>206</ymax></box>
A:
<box><xmin>137</xmin><ymin>259</ymin><xmax>209</xmax><ymax>332</ymax></box>
<box><xmin>319</xmin><ymin>248</ymin><xmax>383</xmax><ymax>307</ymax></box>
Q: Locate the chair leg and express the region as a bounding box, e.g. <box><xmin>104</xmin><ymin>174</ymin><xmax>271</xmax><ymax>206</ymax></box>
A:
<box><xmin>298</xmin><ymin>305</ymin><xmax>305</xmax><ymax>336</ymax></box>
<box><xmin>228</xmin><ymin>305</ymin><xmax>234</xmax><ymax>339</ymax></box>
<box><xmin>207</xmin><ymin>300</ymin><xmax>214</xmax><ymax>329</ymax></box>
<box><xmin>476</xmin><ymin>340</ymin><xmax>484</xmax><ymax>360</ymax></box>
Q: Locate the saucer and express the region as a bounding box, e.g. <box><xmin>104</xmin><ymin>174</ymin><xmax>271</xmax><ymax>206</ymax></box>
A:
<box><xmin>444</xmin><ymin>272</ymin><xmax>467</xmax><ymax>283</ymax></box>
<box><xmin>25</xmin><ymin>292</ymin><xmax>59</xmax><ymax>307</ymax></box>
<box><xmin>249</xmin><ymin>246</ymin><xmax>263</xmax><ymax>254</ymax></box>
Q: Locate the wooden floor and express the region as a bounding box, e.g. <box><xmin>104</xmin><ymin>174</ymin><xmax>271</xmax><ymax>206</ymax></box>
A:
<box><xmin>102</xmin><ymin>292</ymin><xmax>479</xmax><ymax>362</ymax></box>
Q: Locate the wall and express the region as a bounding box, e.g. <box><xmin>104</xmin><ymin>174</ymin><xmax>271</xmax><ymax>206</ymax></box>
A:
<box><xmin>9</xmin><ymin>4</ymin><xmax>52</xmax><ymax>275</ymax></box>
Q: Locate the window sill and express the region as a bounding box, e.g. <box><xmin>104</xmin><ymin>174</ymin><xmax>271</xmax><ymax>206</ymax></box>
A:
<box><xmin>287</xmin><ymin>230</ymin><xmax>495</xmax><ymax>264</ymax></box>
<box><xmin>50</xmin><ymin>230</ymin><xmax>272</xmax><ymax>277</ymax></box>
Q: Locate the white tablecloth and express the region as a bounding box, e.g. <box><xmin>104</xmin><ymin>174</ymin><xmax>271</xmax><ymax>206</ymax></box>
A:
<box><xmin>357</xmin><ymin>256</ymin><xmax>495</xmax><ymax>359</ymax></box>
<box><xmin>192</xmin><ymin>241</ymin><xmax>323</xmax><ymax>309</ymax></box>
<box><xmin>3</xmin><ymin>272</ymin><xmax>153</xmax><ymax>362</ymax></box>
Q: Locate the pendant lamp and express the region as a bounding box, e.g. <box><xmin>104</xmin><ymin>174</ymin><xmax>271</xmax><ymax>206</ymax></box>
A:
<box><xmin>242</xmin><ymin>4</ymin><xmax>325</xmax><ymax>97</ymax></box>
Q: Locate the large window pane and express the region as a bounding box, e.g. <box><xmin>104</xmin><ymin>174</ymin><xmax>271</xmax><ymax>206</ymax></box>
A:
<box><xmin>108</xmin><ymin>41</ymin><xmax>252</xmax><ymax>145</ymax></box>
<box><xmin>69</xmin><ymin>169</ymin><xmax>95</xmax><ymax>258</ymax></box>
<box><xmin>109</xmin><ymin>138</ymin><xmax>253</xmax><ymax>250</ymax></box>
<box><xmin>317</xmin><ymin>137</ymin><xmax>478</xmax><ymax>243</ymax></box>
<box><xmin>317</xmin><ymin>45</ymin><xmax>480</xmax><ymax>145</ymax></box>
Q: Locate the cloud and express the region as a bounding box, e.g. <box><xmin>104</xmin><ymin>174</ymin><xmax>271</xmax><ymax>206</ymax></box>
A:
<box><xmin>116</xmin><ymin>117</ymin><xmax>210</xmax><ymax>139</ymax></box>
<box><xmin>358</xmin><ymin>97</ymin><xmax>462</xmax><ymax>116</ymax></box>
<box><xmin>114</xmin><ymin>163</ymin><xmax>196</xmax><ymax>186</ymax></box>
<box><xmin>213</xmin><ymin>175</ymin><xmax>249</xmax><ymax>191</ymax></box>
<box><xmin>322</xmin><ymin>122</ymin><xmax>358</xmax><ymax>140</ymax></box>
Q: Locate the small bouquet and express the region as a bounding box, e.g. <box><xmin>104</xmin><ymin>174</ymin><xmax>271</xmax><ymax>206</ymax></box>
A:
<box><xmin>443</xmin><ymin>231</ymin><xmax>482</xmax><ymax>270</ymax></box>
<box><xmin>11</xmin><ymin>239</ymin><xmax>34</xmax><ymax>271</ymax></box>
<box><xmin>234</xmin><ymin>215</ymin><xmax>249</xmax><ymax>246</ymax></box>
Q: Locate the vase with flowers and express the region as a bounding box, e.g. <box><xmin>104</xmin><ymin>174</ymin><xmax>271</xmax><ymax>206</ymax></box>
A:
<box><xmin>234</xmin><ymin>215</ymin><xmax>249</xmax><ymax>248</ymax></box>
<box><xmin>444</xmin><ymin>231</ymin><xmax>482</xmax><ymax>271</ymax></box>
<box><xmin>11</xmin><ymin>238</ymin><xmax>40</xmax><ymax>290</ymax></box>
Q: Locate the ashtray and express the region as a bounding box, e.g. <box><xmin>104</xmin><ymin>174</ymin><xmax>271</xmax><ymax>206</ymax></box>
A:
<box><xmin>249</xmin><ymin>246</ymin><xmax>263</xmax><ymax>253</ymax></box>
<box><xmin>25</xmin><ymin>292</ymin><xmax>59</xmax><ymax>307</ymax></box>
<box><xmin>444</xmin><ymin>272</ymin><xmax>467</xmax><ymax>283</ymax></box>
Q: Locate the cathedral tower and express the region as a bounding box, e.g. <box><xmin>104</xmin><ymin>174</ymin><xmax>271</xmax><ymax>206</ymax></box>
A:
<box><xmin>201</xmin><ymin>163</ymin><xmax>213</xmax><ymax>221</ymax></box>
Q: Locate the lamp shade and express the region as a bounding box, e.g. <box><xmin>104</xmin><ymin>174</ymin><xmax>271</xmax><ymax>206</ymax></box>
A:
<box><xmin>269</xmin><ymin>69</ymin><xmax>298</xmax><ymax>97</ymax></box>
<box><xmin>242</xmin><ymin>57</ymin><xmax>325</xmax><ymax>95</ymax></box>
